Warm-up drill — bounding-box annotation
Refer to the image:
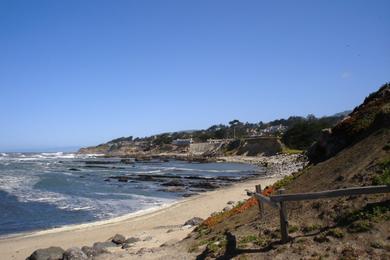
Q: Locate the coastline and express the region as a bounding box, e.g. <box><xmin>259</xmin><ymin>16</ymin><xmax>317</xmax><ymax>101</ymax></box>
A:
<box><xmin>0</xmin><ymin>176</ymin><xmax>280</xmax><ymax>260</ymax></box>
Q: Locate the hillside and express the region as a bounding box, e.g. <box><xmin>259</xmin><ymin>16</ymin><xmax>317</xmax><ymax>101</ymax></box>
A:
<box><xmin>179</xmin><ymin>84</ymin><xmax>390</xmax><ymax>259</ymax></box>
<box><xmin>78</xmin><ymin>114</ymin><xmax>347</xmax><ymax>158</ymax></box>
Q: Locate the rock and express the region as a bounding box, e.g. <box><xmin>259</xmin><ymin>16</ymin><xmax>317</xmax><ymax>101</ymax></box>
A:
<box><xmin>27</xmin><ymin>247</ymin><xmax>65</xmax><ymax>260</ymax></box>
<box><xmin>69</xmin><ymin>168</ymin><xmax>80</xmax><ymax>171</ymax></box>
<box><xmin>117</xmin><ymin>177</ymin><xmax>129</xmax><ymax>183</ymax></box>
<box><xmin>136</xmin><ymin>248</ymin><xmax>155</xmax><ymax>255</ymax></box>
<box><xmin>138</xmin><ymin>175</ymin><xmax>153</xmax><ymax>181</ymax></box>
<box><xmin>190</xmin><ymin>182</ymin><xmax>219</xmax><ymax>189</ymax></box>
<box><xmin>227</xmin><ymin>201</ymin><xmax>235</xmax><ymax>205</ymax></box>
<box><xmin>166</xmin><ymin>229</ymin><xmax>174</xmax><ymax>233</ymax></box>
<box><xmin>161</xmin><ymin>180</ymin><xmax>185</xmax><ymax>186</ymax></box>
<box><xmin>143</xmin><ymin>236</ymin><xmax>153</xmax><ymax>241</ymax></box>
<box><xmin>160</xmin><ymin>239</ymin><xmax>179</xmax><ymax>247</ymax></box>
<box><xmin>81</xmin><ymin>246</ymin><xmax>108</xmax><ymax>257</ymax></box>
<box><xmin>62</xmin><ymin>247</ymin><xmax>88</xmax><ymax>260</ymax></box>
<box><xmin>92</xmin><ymin>241</ymin><xmax>117</xmax><ymax>251</ymax></box>
<box><xmin>121</xmin><ymin>243</ymin><xmax>133</xmax><ymax>249</ymax></box>
<box><xmin>184</xmin><ymin>217</ymin><xmax>204</xmax><ymax>226</ymax></box>
<box><xmin>124</xmin><ymin>237</ymin><xmax>140</xmax><ymax>244</ymax></box>
<box><xmin>223</xmin><ymin>206</ymin><xmax>232</xmax><ymax>212</ymax></box>
<box><xmin>210</xmin><ymin>212</ymin><xmax>219</xmax><ymax>217</ymax></box>
<box><xmin>112</xmin><ymin>234</ymin><xmax>126</xmax><ymax>244</ymax></box>
<box><xmin>246</xmin><ymin>189</ymin><xmax>254</xmax><ymax>196</ymax></box>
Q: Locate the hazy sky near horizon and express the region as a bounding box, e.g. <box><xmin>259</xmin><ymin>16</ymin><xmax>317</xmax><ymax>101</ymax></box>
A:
<box><xmin>0</xmin><ymin>0</ymin><xmax>389</xmax><ymax>151</ymax></box>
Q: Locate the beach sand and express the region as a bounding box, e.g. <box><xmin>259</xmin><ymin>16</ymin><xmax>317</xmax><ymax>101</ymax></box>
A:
<box><xmin>0</xmin><ymin>177</ymin><xmax>279</xmax><ymax>260</ymax></box>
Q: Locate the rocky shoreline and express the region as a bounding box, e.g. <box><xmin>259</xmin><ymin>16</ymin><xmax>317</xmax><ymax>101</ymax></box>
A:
<box><xmin>21</xmin><ymin>154</ymin><xmax>306</xmax><ymax>260</ymax></box>
<box><xmin>217</xmin><ymin>154</ymin><xmax>308</xmax><ymax>177</ymax></box>
<box><xmin>72</xmin><ymin>153</ymin><xmax>307</xmax><ymax>198</ymax></box>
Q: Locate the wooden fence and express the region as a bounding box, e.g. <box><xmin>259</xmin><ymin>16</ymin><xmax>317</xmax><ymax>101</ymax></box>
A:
<box><xmin>254</xmin><ymin>184</ymin><xmax>390</xmax><ymax>243</ymax></box>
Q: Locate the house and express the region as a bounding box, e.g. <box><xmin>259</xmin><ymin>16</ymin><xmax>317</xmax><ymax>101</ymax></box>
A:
<box><xmin>172</xmin><ymin>138</ymin><xmax>193</xmax><ymax>146</ymax></box>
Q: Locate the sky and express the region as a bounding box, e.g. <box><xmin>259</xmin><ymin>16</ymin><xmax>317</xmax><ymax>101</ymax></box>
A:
<box><xmin>0</xmin><ymin>0</ymin><xmax>389</xmax><ymax>152</ymax></box>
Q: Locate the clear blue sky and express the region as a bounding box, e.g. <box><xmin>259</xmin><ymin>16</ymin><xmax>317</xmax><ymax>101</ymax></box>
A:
<box><xmin>0</xmin><ymin>0</ymin><xmax>389</xmax><ymax>151</ymax></box>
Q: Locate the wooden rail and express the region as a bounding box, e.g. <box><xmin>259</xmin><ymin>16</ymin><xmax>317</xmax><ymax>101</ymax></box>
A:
<box><xmin>254</xmin><ymin>184</ymin><xmax>390</xmax><ymax>243</ymax></box>
<box><xmin>270</xmin><ymin>185</ymin><xmax>390</xmax><ymax>203</ymax></box>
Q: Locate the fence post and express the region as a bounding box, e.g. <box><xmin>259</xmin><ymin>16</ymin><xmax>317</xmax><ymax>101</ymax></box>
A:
<box><xmin>278</xmin><ymin>189</ymin><xmax>289</xmax><ymax>243</ymax></box>
<box><xmin>255</xmin><ymin>184</ymin><xmax>263</xmax><ymax>218</ymax></box>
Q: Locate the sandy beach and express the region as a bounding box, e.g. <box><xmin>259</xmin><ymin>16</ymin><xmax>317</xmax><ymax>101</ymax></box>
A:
<box><xmin>0</xmin><ymin>176</ymin><xmax>279</xmax><ymax>260</ymax></box>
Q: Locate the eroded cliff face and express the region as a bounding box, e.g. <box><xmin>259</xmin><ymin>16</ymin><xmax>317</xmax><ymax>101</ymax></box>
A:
<box><xmin>308</xmin><ymin>83</ymin><xmax>390</xmax><ymax>164</ymax></box>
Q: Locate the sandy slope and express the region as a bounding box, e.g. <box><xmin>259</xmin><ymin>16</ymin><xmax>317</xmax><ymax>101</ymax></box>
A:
<box><xmin>0</xmin><ymin>177</ymin><xmax>279</xmax><ymax>260</ymax></box>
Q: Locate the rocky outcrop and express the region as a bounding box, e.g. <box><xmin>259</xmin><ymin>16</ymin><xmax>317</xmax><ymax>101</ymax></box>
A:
<box><xmin>235</xmin><ymin>137</ymin><xmax>283</xmax><ymax>156</ymax></box>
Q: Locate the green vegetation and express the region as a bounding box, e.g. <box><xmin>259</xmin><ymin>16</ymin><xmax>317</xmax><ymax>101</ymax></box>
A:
<box><xmin>288</xmin><ymin>225</ymin><xmax>299</xmax><ymax>233</ymax></box>
<box><xmin>373</xmin><ymin>159</ymin><xmax>390</xmax><ymax>185</ymax></box>
<box><xmin>325</xmin><ymin>228</ymin><xmax>344</xmax><ymax>238</ymax></box>
<box><xmin>347</xmin><ymin>220</ymin><xmax>373</xmax><ymax>233</ymax></box>
<box><xmin>273</xmin><ymin>175</ymin><xmax>295</xmax><ymax>190</ymax></box>
<box><xmin>282</xmin><ymin>115</ymin><xmax>341</xmax><ymax>150</ymax></box>
<box><xmin>301</xmin><ymin>224</ymin><xmax>321</xmax><ymax>233</ymax></box>
<box><xmin>282</xmin><ymin>147</ymin><xmax>304</xmax><ymax>155</ymax></box>
<box><xmin>383</xmin><ymin>142</ymin><xmax>390</xmax><ymax>151</ymax></box>
<box><xmin>336</xmin><ymin>201</ymin><xmax>390</xmax><ymax>233</ymax></box>
<box><xmin>370</xmin><ymin>241</ymin><xmax>384</xmax><ymax>249</ymax></box>
<box><xmin>239</xmin><ymin>234</ymin><xmax>258</xmax><ymax>244</ymax></box>
<box><xmin>272</xmin><ymin>168</ymin><xmax>306</xmax><ymax>190</ymax></box>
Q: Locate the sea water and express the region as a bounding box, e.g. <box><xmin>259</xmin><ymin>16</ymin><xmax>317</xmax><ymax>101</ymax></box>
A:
<box><xmin>0</xmin><ymin>152</ymin><xmax>263</xmax><ymax>236</ymax></box>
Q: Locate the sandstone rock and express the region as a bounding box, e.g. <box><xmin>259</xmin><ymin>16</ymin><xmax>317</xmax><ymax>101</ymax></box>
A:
<box><xmin>112</xmin><ymin>234</ymin><xmax>126</xmax><ymax>244</ymax></box>
<box><xmin>27</xmin><ymin>246</ymin><xmax>64</xmax><ymax>260</ymax></box>
<box><xmin>184</xmin><ymin>217</ymin><xmax>204</xmax><ymax>226</ymax></box>
<box><xmin>62</xmin><ymin>247</ymin><xmax>87</xmax><ymax>260</ymax></box>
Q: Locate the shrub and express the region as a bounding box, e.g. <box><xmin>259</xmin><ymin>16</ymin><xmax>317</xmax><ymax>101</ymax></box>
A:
<box><xmin>326</xmin><ymin>228</ymin><xmax>344</xmax><ymax>238</ymax></box>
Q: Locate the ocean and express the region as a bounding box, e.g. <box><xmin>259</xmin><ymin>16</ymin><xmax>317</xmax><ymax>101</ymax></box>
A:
<box><xmin>0</xmin><ymin>152</ymin><xmax>264</xmax><ymax>236</ymax></box>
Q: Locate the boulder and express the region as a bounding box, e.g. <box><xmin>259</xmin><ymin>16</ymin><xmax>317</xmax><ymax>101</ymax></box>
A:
<box><xmin>81</xmin><ymin>246</ymin><xmax>108</xmax><ymax>257</ymax></box>
<box><xmin>184</xmin><ymin>217</ymin><xmax>204</xmax><ymax>226</ymax></box>
<box><xmin>27</xmin><ymin>247</ymin><xmax>64</xmax><ymax>260</ymax></box>
<box><xmin>111</xmin><ymin>234</ymin><xmax>126</xmax><ymax>245</ymax></box>
<box><xmin>62</xmin><ymin>247</ymin><xmax>88</xmax><ymax>260</ymax></box>
<box><xmin>92</xmin><ymin>241</ymin><xmax>117</xmax><ymax>251</ymax></box>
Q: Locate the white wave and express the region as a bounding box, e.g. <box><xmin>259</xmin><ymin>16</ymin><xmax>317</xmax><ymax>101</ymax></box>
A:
<box><xmin>0</xmin><ymin>172</ymin><xmax>173</xmax><ymax>220</ymax></box>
